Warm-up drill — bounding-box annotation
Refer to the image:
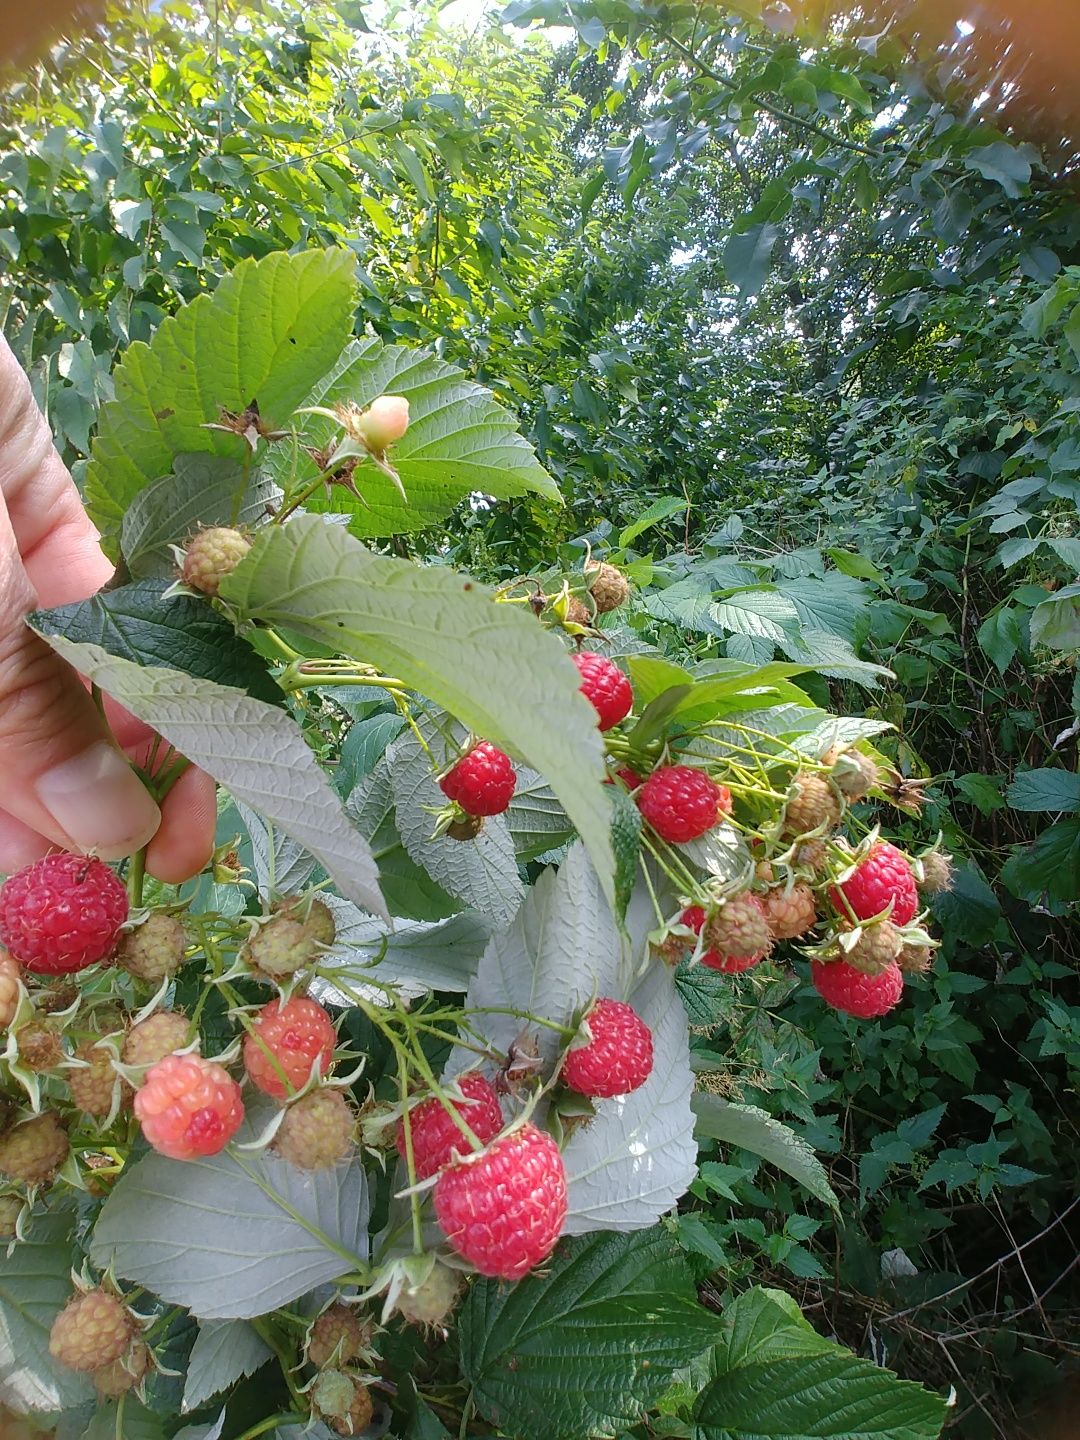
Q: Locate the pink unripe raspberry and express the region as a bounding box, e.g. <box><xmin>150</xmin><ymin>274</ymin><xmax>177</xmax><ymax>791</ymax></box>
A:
<box><xmin>844</xmin><ymin>919</ymin><xmax>902</xmax><ymax>975</ymax></box>
<box><xmin>811</xmin><ymin>958</ymin><xmax>904</xmax><ymax>1019</ymax></box>
<box><xmin>683</xmin><ymin>897</ymin><xmax>772</xmax><ymax>972</ymax></box>
<box><xmin>637</xmin><ymin>766</ymin><xmax>731</xmax><ymax>844</ymax></box>
<box><xmin>761</xmin><ymin>883</ymin><xmax>817</xmax><ymax>941</ymax></box>
<box><xmin>830</xmin><ymin>841</ymin><xmax>918</xmax><ymax>926</ymax></box>
<box><xmin>782</xmin><ymin>773</ymin><xmax>842</xmax><ymax>837</ymax></box>
<box><xmin>439</xmin><ymin>742</ymin><xmax>517</xmax><ymax>817</ymax></box>
<box><xmin>243</xmin><ymin>997</ymin><xmax>337</xmax><ymax>1100</ymax></box>
<box><xmin>134</xmin><ymin>1053</ymin><xmax>244</xmax><ymax>1161</ymax></box>
<box><xmin>434</xmin><ymin>1123</ymin><xmax>567</xmax><ymax>1280</ymax></box>
<box><xmin>0</xmin><ymin>855</ymin><xmax>128</xmax><ymax>975</ymax></box>
<box><xmin>571</xmin><ymin>652</ymin><xmax>633</xmax><ymax>731</ymax></box>
<box><xmin>396</xmin><ymin>1071</ymin><xmax>503</xmax><ymax>1180</ymax></box>
<box><xmin>69</xmin><ymin>1041</ymin><xmax>121</xmax><ymax>1117</ymax></box>
<box><xmin>562</xmin><ymin>998</ymin><xmax>653</xmax><ymax>1098</ymax></box>
<box><xmin>92</xmin><ymin>1339</ymin><xmax>151</xmax><ymax>1397</ymax></box>
<box><xmin>49</xmin><ymin>1289</ymin><xmax>133</xmax><ymax>1373</ymax></box>
<box><xmin>357</xmin><ymin>394</ymin><xmax>410</xmax><ymax>452</ymax></box>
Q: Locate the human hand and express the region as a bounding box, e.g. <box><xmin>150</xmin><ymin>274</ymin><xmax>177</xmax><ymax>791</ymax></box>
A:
<box><xmin>0</xmin><ymin>336</ymin><xmax>216</xmax><ymax>880</ymax></box>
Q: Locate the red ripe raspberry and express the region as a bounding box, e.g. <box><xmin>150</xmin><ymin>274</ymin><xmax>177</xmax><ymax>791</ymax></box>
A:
<box><xmin>0</xmin><ymin>950</ymin><xmax>21</xmax><ymax>1029</ymax></box>
<box><xmin>49</xmin><ymin>1289</ymin><xmax>133</xmax><ymax>1373</ymax></box>
<box><xmin>811</xmin><ymin>958</ymin><xmax>904</xmax><ymax>1019</ymax></box>
<box><xmin>134</xmin><ymin>1053</ymin><xmax>244</xmax><ymax>1161</ymax></box>
<box><xmin>0</xmin><ymin>855</ymin><xmax>128</xmax><ymax>975</ymax></box>
<box><xmin>683</xmin><ymin>898</ymin><xmax>771</xmax><ymax>972</ymax></box>
<box><xmin>434</xmin><ymin>1123</ymin><xmax>567</xmax><ymax>1280</ymax></box>
<box><xmin>637</xmin><ymin>766</ymin><xmax>731</xmax><ymax>844</ymax></box>
<box><xmin>830</xmin><ymin>841</ymin><xmax>918</xmax><ymax>926</ymax></box>
<box><xmin>243</xmin><ymin>997</ymin><xmax>336</xmax><ymax>1100</ymax></box>
<box><xmin>396</xmin><ymin>1072</ymin><xmax>503</xmax><ymax>1180</ymax></box>
<box><xmin>562</xmin><ymin>998</ymin><xmax>653</xmax><ymax>1097</ymax></box>
<box><xmin>571</xmin><ymin>652</ymin><xmax>633</xmax><ymax>731</ymax></box>
<box><xmin>439</xmin><ymin>742</ymin><xmax>516</xmax><ymax>817</ymax></box>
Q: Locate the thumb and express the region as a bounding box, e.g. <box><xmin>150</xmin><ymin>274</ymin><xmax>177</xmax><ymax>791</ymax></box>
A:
<box><xmin>0</xmin><ymin>505</ymin><xmax>161</xmax><ymax>860</ymax></box>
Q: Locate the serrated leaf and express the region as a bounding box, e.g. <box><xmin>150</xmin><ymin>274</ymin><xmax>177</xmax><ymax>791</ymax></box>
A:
<box><xmin>1030</xmin><ymin>583</ymin><xmax>1080</xmax><ymax>650</ymax></box>
<box><xmin>345</xmin><ymin>760</ymin><xmax>459</xmax><ymax>921</ymax></box>
<box><xmin>711</xmin><ymin>589</ymin><xmax>802</xmax><ymax>644</ymax></box>
<box><xmin>234</xmin><ymin>800</ymin><xmax>318</xmax><ymax>896</ymax></box>
<box><xmin>388</xmin><ymin>727</ymin><xmax>524</xmax><ymax>927</ymax></box>
<box><xmin>219</xmin><ymin>517</ymin><xmax>615</xmax><ymax>906</ymax></box>
<box><xmin>30</xmin><ymin>581</ymin><xmax>283</xmax><ymax>705</ymax></box>
<box><xmin>1005</xmin><ymin>768</ymin><xmax>1080</xmax><ymax>813</ymax></box>
<box><xmin>459</xmin><ymin>1230</ymin><xmax>722</xmax><ymax>1440</ymax></box>
<box><xmin>26</xmin><ymin>635</ymin><xmax>386</xmax><ymax>919</ymax></box>
<box><xmin>318</xmin><ymin>894</ymin><xmax>490</xmax><ymax>995</ymax></box>
<box><xmin>121</xmin><ymin>455</ymin><xmax>280</xmax><ymax>579</ymax></box>
<box><xmin>181</xmin><ymin>1321</ymin><xmax>271</xmax><ymax>1412</ymax></box>
<box><xmin>265</xmin><ymin>339</ymin><xmax>559</xmax><ymax>536</ymax></box>
<box><xmin>1000</xmin><ymin>817</ymin><xmax>1080</xmax><ymax>903</ymax></box>
<box><xmin>691</xmin><ymin>1095</ymin><xmax>838</xmax><ymax>1210</ymax></box>
<box><xmin>87</xmin><ymin>248</ymin><xmax>357</xmax><ymax>553</ymax></box>
<box><xmin>0</xmin><ymin>1209</ymin><xmax>95</xmax><ymax>1412</ymax></box>
<box><xmin>977</xmin><ymin>608</ymin><xmax>1022</xmax><ymax>673</ymax></box>
<box><xmin>775</xmin><ymin>573</ymin><xmax>867</xmax><ymax>645</ymax></box>
<box><xmin>454</xmin><ymin>844</ymin><xmax>627</xmax><ymax>1073</ymax></box>
<box><xmin>696</xmin><ymin>1345</ymin><xmax>947</xmax><ymax>1438</ymax></box>
<box><xmin>508</xmin><ymin>768</ymin><xmax>575</xmax><ymax>862</ymax></box>
<box><xmin>618</xmin><ymin>496</ymin><xmax>688</xmax><ymax>548</ymax></box>
<box><xmin>90</xmin><ymin>1147</ymin><xmax>369</xmax><ymax>1320</ymax></box>
<box><xmin>609</xmin><ymin>785</ymin><xmax>642</xmax><ymax>922</ymax></box>
<box><xmin>174</xmin><ymin>1414</ymin><xmax>225</xmax><ymax>1440</ymax></box>
<box><xmin>715</xmin><ymin>1288</ymin><xmax>834</xmax><ymax>1370</ymax></box>
<box><xmin>84</xmin><ymin>1400</ymin><xmax>166</xmax><ymax>1440</ymax></box>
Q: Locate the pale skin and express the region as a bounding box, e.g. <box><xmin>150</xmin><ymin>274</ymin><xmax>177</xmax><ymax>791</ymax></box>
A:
<box><xmin>0</xmin><ymin>336</ymin><xmax>216</xmax><ymax>880</ymax></box>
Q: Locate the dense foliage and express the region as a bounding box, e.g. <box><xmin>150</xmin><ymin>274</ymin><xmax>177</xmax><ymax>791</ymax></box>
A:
<box><xmin>0</xmin><ymin>2</ymin><xmax>1077</xmax><ymax>1437</ymax></box>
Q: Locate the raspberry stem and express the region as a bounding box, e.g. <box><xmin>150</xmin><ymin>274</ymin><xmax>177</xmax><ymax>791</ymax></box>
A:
<box><xmin>250</xmin><ymin>1316</ymin><xmax>304</xmax><ymax>1409</ymax></box>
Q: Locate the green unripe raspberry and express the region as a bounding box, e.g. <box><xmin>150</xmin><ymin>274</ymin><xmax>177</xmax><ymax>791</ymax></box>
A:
<box><xmin>0</xmin><ymin>1112</ymin><xmax>69</xmax><ymax>1185</ymax></box>
<box><xmin>244</xmin><ymin>915</ymin><xmax>318</xmax><ymax>979</ymax></box>
<box><xmin>845</xmin><ymin>920</ymin><xmax>902</xmax><ymax>975</ymax></box>
<box><xmin>181</xmin><ymin>526</ymin><xmax>252</xmax><ymax>597</ymax></box>
<box><xmin>49</xmin><ymin>1289</ymin><xmax>133</xmax><ymax>1373</ymax></box>
<box><xmin>122</xmin><ymin>1011</ymin><xmax>190</xmax><ymax>1068</ymax></box>
<box><xmin>0</xmin><ymin>1193</ymin><xmax>23</xmax><ymax>1238</ymax></box>
<box><xmin>397</xmin><ymin>1261</ymin><xmax>463</xmax><ymax>1328</ymax></box>
<box><xmin>70</xmin><ymin>1041</ymin><xmax>121</xmax><ymax>1117</ymax></box>
<box><xmin>115</xmin><ymin>913</ymin><xmax>187</xmax><ymax>983</ymax></box>
<box><xmin>312</xmin><ymin>1371</ymin><xmax>374</xmax><ymax>1436</ymax></box>
<box><xmin>273</xmin><ymin>896</ymin><xmax>337</xmax><ymax>948</ymax></box>
<box><xmin>273</xmin><ymin>1090</ymin><xmax>354</xmax><ymax>1170</ymax></box>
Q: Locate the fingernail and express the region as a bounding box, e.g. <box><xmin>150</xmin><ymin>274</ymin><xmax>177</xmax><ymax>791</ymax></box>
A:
<box><xmin>36</xmin><ymin>743</ymin><xmax>161</xmax><ymax>858</ymax></box>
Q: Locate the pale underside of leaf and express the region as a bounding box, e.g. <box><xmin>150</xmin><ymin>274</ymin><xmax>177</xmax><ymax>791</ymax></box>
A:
<box><xmin>28</xmin><ymin>635</ymin><xmax>386</xmax><ymax>920</ymax></box>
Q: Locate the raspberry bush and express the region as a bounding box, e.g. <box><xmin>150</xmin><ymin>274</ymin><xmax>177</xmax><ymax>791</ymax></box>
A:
<box><xmin>0</xmin><ymin>246</ymin><xmax>951</xmax><ymax>1440</ymax></box>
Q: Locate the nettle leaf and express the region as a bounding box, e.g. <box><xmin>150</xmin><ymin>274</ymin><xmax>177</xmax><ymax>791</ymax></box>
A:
<box><xmin>90</xmin><ymin>1147</ymin><xmax>369</xmax><ymax>1320</ymax></box>
<box><xmin>87</xmin><ymin>248</ymin><xmax>357</xmax><ymax>553</ymax></box>
<box><xmin>0</xmin><ymin>1209</ymin><xmax>95</xmax><ymax>1412</ymax></box>
<box><xmin>27</xmin><ymin>635</ymin><xmax>386</xmax><ymax>919</ymax></box>
<box><xmin>459</xmin><ymin>1230</ymin><xmax>722</xmax><ymax>1440</ymax></box>
<box><xmin>387</xmin><ymin>728</ymin><xmax>525</xmax><ymax>928</ymax></box>
<box><xmin>30</xmin><ymin>581</ymin><xmax>283</xmax><ymax>706</ymax></box>
<box><xmin>691</xmin><ymin>1094</ymin><xmax>838</xmax><ymax>1211</ymax></box>
<box><xmin>121</xmin><ymin>454</ymin><xmax>280</xmax><ymax>579</ymax></box>
<box><xmin>696</xmin><ymin>1289</ymin><xmax>948</xmax><ymax>1439</ymax></box>
<box><xmin>181</xmin><ymin>1321</ymin><xmax>272</xmax><ymax>1413</ymax></box>
<box><xmin>219</xmin><ymin>517</ymin><xmax>615</xmax><ymax>906</ymax></box>
<box><xmin>265</xmin><ymin>338</ymin><xmax>559</xmax><ymax>536</ymax></box>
